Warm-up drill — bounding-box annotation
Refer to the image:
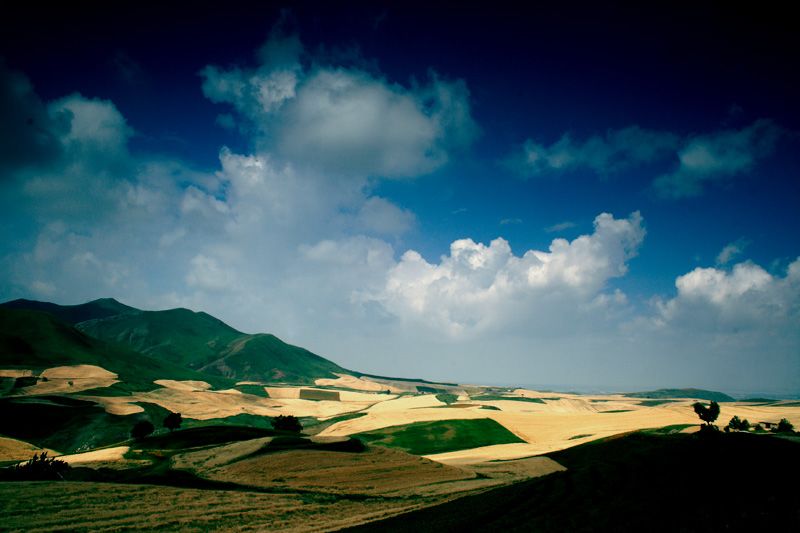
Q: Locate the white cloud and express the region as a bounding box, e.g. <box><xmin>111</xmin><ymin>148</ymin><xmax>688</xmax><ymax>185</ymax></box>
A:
<box><xmin>653</xmin><ymin>119</ymin><xmax>782</xmax><ymax>198</ymax></box>
<box><xmin>366</xmin><ymin>212</ymin><xmax>645</xmax><ymax>336</ymax></box>
<box><xmin>200</xmin><ymin>33</ymin><xmax>479</xmax><ymax>179</ymax></box>
<box><xmin>506</xmin><ymin>126</ymin><xmax>679</xmax><ymax>178</ymax></box>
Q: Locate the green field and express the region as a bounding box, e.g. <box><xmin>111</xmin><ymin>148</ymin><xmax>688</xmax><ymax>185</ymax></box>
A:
<box><xmin>354</xmin><ymin>419</ymin><xmax>524</xmax><ymax>455</ymax></box>
<box><xmin>471</xmin><ymin>395</ymin><xmax>545</xmax><ymax>404</ymax></box>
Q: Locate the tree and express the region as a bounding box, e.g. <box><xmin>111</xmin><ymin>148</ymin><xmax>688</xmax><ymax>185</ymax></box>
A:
<box><xmin>693</xmin><ymin>401</ymin><xmax>720</xmax><ymax>426</ymax></box>
<box><xmin>131</xmin><ymin>420</ymin><xmax>155</xmax><ymax>440</ymax></box>
<box><xmin>163</xmin><ymin>412</ymin><xmax>182</xmax><ymax>432</ymax></box>
<box><xmin>726</xmin><ymin>415</ymin><xmax>750</xmax><ymax>431</ymax></box>
<box><xmin>272</xmin><ymin>415</ymin><xmax>302</xmax><ymax>432</ymax></box>
<box><xmin>775</xmin><ymin>418</ymin><xmax>795</xmax><ymax>433</ymax></box>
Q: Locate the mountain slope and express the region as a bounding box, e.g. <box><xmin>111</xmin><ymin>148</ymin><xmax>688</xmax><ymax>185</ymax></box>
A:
<box><xmin>0</xmin><ymin>308</ymin><xmax>232</xmax><ymax>390</ymax></box>
<box><xmin>0</xmin><ymin>298</ymin><xmax>137</xmax><ymax>325</ymax></box>
<box><xmin>76</xmin><ymin>307</ymin><xmax>348</xmax><ymax>383</ymax></box>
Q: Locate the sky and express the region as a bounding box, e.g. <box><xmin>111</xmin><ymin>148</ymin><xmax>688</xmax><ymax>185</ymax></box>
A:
<box><xmin>1</xmin><ymin>2</ymin><xmax>799</xmax><ymax>395</ymax></box>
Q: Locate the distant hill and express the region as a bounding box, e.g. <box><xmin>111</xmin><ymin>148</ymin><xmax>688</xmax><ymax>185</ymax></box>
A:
<box><xmin>0</xmin><ymin>308</ymin><xmax>231</xmax><ymax>390</ymax></box>
<box><xmin>625</xmin><ymin>388</ymin><xmax>735</xmax><ymax>402</ymax></box>
<box><xmin>348</xmin><ymin>431</ymin><xmax>800</xmax><ymax>532</ymax></box>
<box><xmin>0</xmin><ymin>298</ymin><xmax>136</xmax><ymax>325</ymax></box>
<box><xmin>76</xmin><ymin>307</ymin><xmax>348</xmax><ymax>384</ymax></box>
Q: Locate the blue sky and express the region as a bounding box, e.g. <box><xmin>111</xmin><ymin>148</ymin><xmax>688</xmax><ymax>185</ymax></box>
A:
<box><xmin>1</xmin><ymin>2</ymin><xmax>799</xmax><ymax>394</ymax></box>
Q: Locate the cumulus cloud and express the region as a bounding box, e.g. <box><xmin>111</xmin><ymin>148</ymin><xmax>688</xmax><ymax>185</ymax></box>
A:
<box><xmin>201</xmin><ymin>32</ymin><xmax>479</xmax><ymax>178</ymax></box>
<box><xmin>506</xmin><ymin>126</ymin><xmax>679</xmax><ymax>178</ymax></box>
<box><xmin>653</xmin><ymin>119</ymin><xmax>782</xmax><ymax>198</ymax></box>
<box><xmin>365</xmin><ymin>212</ymin><xmax>645</xmax><ymax>336</ymax></box>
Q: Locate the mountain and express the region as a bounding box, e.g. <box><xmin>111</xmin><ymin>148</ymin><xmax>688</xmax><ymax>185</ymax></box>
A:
<box><xmin>0</xmin><ymin>298</ymin><xmax>137</xmax><ymax>325</ymax></box>
<box><xmin>625</xmin><ymin>388</ymin><xmax>736</xmax><ymax>402</ymax></box>
<box><xmin>0</xmin><ymin>308</ymin><xmax>232</xmax><ymax>390</ymax></box>
<box><xmin>18</xmin><ymin>301</ymin><xmax>350</xmax><ymax>384</ymax></box>
<box><xmin>77</xmin><ymin>307</ymin><xmax>348</xmax><ymax>383</ymax></box>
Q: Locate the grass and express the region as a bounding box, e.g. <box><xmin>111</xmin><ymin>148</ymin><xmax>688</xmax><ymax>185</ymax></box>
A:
<box><xmin>132</xmin><ymin>425</ymin><xmax>277</xmax><ymax>451</ymax></box>
<box><xmin>568</xmin><ymin>434</ymin><xmax>593</xmax><ymax>440</ymax></box>
<box><xmin>0</xmin><ymin>396</ymin><xmax>172</xmax><ymax>453</ymax></box>
<box><xmin>234</xmin><ymin>384</ymin><xmax>270</xmax><ymax>397</ymax></box>
<box><xmin>435</xmin><ymin>393</ymin><xmax>458</xmax><ymax>404</ymax></box>
<box><xmin>600</xmin><ymin>409</ymin><xmax>632</xmax><ymax>413</ymax></box>
<box><xmin>641</xmin><ymin>424</ymin><xmax>695</xmax><ymax>434</ymax></box>
<box><xmin>471</xmin><ymin>395</ymin><xmax>545</xmax><ymax>404</ymax></box>
<box><xmin>353</xmin><ymin>419</ymin><xmax>524</xmax><ymax>456</ymax></box>
<box><xmin>637</xmin><ymin>399</ymin><xmax>677</xmax><ymax>407</ymax></box>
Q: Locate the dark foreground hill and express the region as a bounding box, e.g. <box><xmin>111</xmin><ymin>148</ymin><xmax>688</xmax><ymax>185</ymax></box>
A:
<box><xmin>2</xmin><ymin>298</ymin><xmax>349</xmax><ymax>384</ymax></box>
<box><xmin>347</xmin><ymin>431</ymin><xmax>800</xmax><ymax>532</ymax></box>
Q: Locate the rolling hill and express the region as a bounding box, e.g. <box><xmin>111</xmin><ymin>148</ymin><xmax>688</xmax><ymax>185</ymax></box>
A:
<box><xmin>625</xmin><ymin>388</ymin><xmax>736</xmax><ymax>402</ymax></box>
<box><xmin>2</xmin><ymin>298</ymin><xmax>350</xmax><ymax>384</ymax></box>
<box><xmin>0</xmin><ymin>308</ymin><xmax>232</xmax><ymax>391</ymax></box>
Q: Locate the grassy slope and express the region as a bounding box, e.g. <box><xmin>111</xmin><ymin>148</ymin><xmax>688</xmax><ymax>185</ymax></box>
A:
<box><xmin>354</xmin><ymin>419</ymin><xmax>524</xmax><ymax>455</ymax></box>
<box><xmin>0</xmin><ymin>308</ymin><xmax>233</xmax><ymax>391</ymax></box>
<box><xmin>347</xmin><ymin>431</ymin><xmax>800</xmax><ymax>532</ymax></box>
<box><xmin>0</xmin><ymin>396</ymin><xmax>172</xmax><ymax>453</ymax></box>
<box><xmin>0</xmin><ymin>298</ymin><xmax>137</xmax><ymax>325</ymax></box>
<box><xmin>77</xmin><ymin>309</ymin><xmax>347</xmax><ymax>383</ymax></box>
<box><xmin>625</xmin><ymin>388</ymin><xmax>735</xmax><ymax>402</ymax></box>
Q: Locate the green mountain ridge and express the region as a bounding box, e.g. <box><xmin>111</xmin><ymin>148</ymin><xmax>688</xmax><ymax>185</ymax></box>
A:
<box><xmin>0</xmin><ymin>298</ymin><xmax>137</xmax><ymax>325</ymax></box>
<box><xmin>2</xmin><ymin>298</ymin><xmax>349</xmax><ymax>385</ymax></box>
<box><xmin>0</xmin><ymin>308</ymin><xmax>231</xmax><ymax>391</ymax></box>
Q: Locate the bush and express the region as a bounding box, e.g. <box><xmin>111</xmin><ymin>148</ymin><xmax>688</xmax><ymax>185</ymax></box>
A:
<box><xmin>271</xmin><ymin>415</ymin><xmax>302</xmax><ymax>432</ymax></box>
<box><xmin>0</xmin><ymin>452</ymin><xmax>70</xmax><ymax>481</ymax></box>
<box><xmin>775</xmin><ymin>418</ymin><xmax>795</xmax><ymax>433</ymax></box>
<box><xmin>131</xmin><ymin>420</ymin><xmax>155</xmax><ymax>440</ymax></box>
<box><xmin>727</xmin><ymin>416</ymin><xmax>751</xmax><ymax>431</ymax></box>
<box><xmin>163</xmin><ymin>412</ymin><xmax>182</xmax><ymax>432</ymax></box>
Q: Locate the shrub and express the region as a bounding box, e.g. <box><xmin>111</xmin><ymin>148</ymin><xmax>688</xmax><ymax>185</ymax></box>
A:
<box><xmin>726</xmin><ymin>416</ymin><xmax>751</xmax><ymax>431</ymax></box>
<box><xmin>131</xmin><ymin>420</ymin><xmax>155</xmax><ymax>440</ymax></box>
<box><xmin>271</xmin><ymin>415</ymin><xmax>302</xmax><ymax>432</ymax></box>
<box><xmin>0</xmin><ymin>452</ymin><xmax>70</xmax><ymax>481</ymax></box>
<box><xmin>775</xmin><ymin>418</ymin><xmax>795</xmax><ymax>433</ymax></box>
<box><xmin>163</xmin><ymin>412</ymin><xmax>182</xmax><ymax>432</ymax></box>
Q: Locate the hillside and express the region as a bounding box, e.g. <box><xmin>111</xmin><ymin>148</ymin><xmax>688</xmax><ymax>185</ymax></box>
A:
<box><xmin>0</xmin><ymin>298</ymin><xmax>136</xmax><ymax>325</ymax></box>
<box><xmin>0</xmin><ymin>308</ymin><xmax>232</xmax><ymax>391</ymax></box>
<box><xmin>625</xmin><ymin>388</ymin><xmax>736</xmax><ymax>402</ymax></box>
<box><xmin>348</xmin><ymin>431</ymin><xmax>800</xmax><ymax>531</ymax></box>
<box><xmin>3</xmin><ymin>298</ymin><xmax>350</xmax><ymax>384</ymax></box>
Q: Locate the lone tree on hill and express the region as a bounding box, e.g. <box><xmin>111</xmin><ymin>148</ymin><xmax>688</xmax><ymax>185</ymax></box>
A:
<box><xmin>131</xmin><ymin>420</ymin><xmax>155</xmax><ymax>440</ymax></box>
<box><xmin>272</xmin><ymin>415</ymin><xmax>302</xmax><ymax>432</ymax></box>
<box><xmin>693</xmin><ymin>401</ymin><xmax>720</xmax><ymax>426</ymax></box>
<box><xmin>163</xmin><ymin>412</ymin><xmax>182</xmax><ymax>432</ymax></box>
